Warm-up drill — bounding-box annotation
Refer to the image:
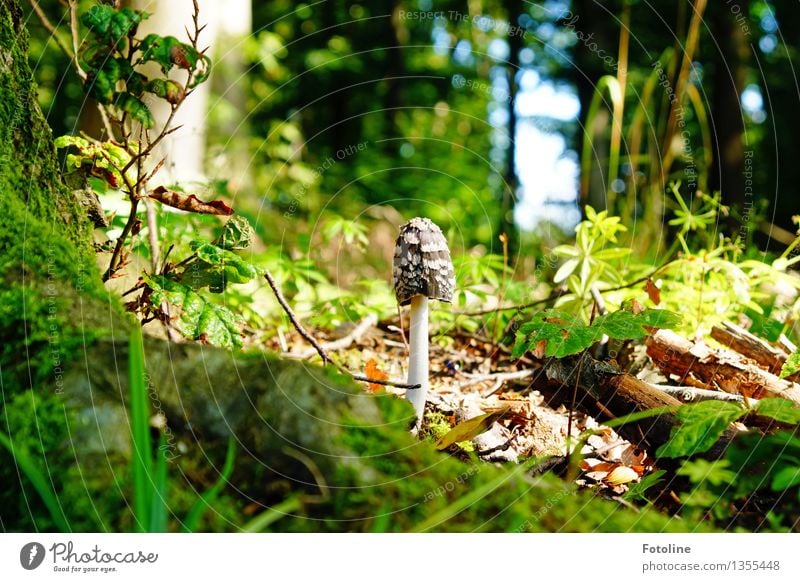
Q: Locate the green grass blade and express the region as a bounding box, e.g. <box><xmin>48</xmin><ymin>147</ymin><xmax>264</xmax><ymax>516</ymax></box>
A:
<box><xmin>148</xmin><ymin>432</ymin><xmax>170</xmax><ymax>532</ymax></box>
<box><xmin>129</xmin><ymin>325</ymin><xmax>153</xmax><ymax>532</ymax></box>
<box><xmin>242</xmin><ymin>496</ymin><xmax>303</xmax><ymax>532</ymax></box>
<box><xmin>412</xmin><ymin>457</ymin><xmax>544</xmax><ymax>532</ymax></box>
<box><xmin>0</xmin><ymin>429</ymin><xmax>70</xmax><ymax>532</ymax></box>
<box><xmin>182</xmin><ymin>436</ymin><xmax>236</xmax><ymax>532</ymax></box>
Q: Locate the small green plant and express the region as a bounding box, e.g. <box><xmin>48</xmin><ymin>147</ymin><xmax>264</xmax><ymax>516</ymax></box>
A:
<box><xmin>0</xmin><ymin>429</ymin><xmax>70</xmax><ymax>532</ymax></box>
<box><xmin>512</xmin><ymin>302</ymin><xmax>680</xmax><ymax>359</ymax></box>
<box><xmin>128</xmin><ymin>325</ymin><xmax>237</xmax><ymax>532</ymax></box>
<box><xmin>656</xmin><ymin>397</ymin><xmax>800</xmax><ymax>528</ymax></box>
<box><xmin>130</xmin><ymin>217</ymin><xmax>262</xmax><ymax>348</ymax></box>
<box><xmin>49</xmin><ymin>1</ymin><xmax>214</xmax><ymax>281</ymax></box>
<box><xmin>551</xmin><ymin>206</ymin><xmax>632</xmax><ymax>317</ymax></box>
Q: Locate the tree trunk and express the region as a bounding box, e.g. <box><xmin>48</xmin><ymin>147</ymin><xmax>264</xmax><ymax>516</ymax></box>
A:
<box><xmin>708</xmin><ymin>1</ymin><xmax>749</xmax><ymax>218</ymax></box>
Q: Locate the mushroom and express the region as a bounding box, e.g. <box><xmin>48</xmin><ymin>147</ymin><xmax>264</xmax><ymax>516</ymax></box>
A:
<box><xmin>393</xmin><ymin>217</ymin><xmax>455</xmax><ymax>427</ymax></box>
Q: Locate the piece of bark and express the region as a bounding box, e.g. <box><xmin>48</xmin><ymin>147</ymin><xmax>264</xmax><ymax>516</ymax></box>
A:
<box><xmin>647</xmin><ymin>383</ymin><xmax>748</xmax><ymax>404</ymax></box>
<box><xmin>710</xmin><ymin>321</ymin><xmax>788</xmax><ymax>374</ymax></box>
<box><xmin>544</xmin><ymin>355</ymin><xmax>736</xmax><ymax>457</ymax></box>
<box><xmin>646</xmin><ymin>329</ymin><xmax>800</xmax><ymax>404</ymax></box>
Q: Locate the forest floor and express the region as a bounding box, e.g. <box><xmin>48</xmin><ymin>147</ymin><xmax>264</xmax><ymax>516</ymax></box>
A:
<box><xmin>246</xmin><ymin>305</ymin><xmax>800</xmax><ymax>524</ymax></box>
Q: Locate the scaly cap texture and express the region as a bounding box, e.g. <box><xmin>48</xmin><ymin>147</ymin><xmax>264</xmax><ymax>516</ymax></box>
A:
<box><xmin>393</xmin><ymin>217</ymin><xmax>455</xmax><ymax>306</ymax></box>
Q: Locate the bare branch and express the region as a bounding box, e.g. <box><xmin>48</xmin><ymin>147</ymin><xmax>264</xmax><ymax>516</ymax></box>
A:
<box><xmin>263</xmin><ymin>270</ymin><xmax>330</xmax><ymax>365</ymax></box>
<box><xmin>29</xmin><ymin>0</ymin><xmax>73</xmax><ymax>58</ymax></box>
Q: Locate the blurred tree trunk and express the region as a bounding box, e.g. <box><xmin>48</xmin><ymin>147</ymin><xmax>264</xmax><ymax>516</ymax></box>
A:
<box><xmin>502</xmin><ymin>0</ymin><xmax>522</xmax><ymax>259</ymax></box>
<box><xmin>131</xmin><ymin>0</ymin><xmax>218</xmax><ymax>184</ymax></box>
<box><xmin>569</xmin><ymin>0</ymin><xmax>617</xmax><ymax>214</ymax></box>
<box><xmin>708</xmin><ymin>1</ymin><xmax>749</xmax><ymax>217</ymax></box>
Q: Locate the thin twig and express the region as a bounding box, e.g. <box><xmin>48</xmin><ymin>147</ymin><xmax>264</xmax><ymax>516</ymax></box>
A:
<box><xmin>67</xmin><ymin>0</ymin><xmax>86</xmax><ymax>80</ymax></box>
<box><xmin>454</xmin><ymin>369</ymin><xmax>534</xmax><ymax>391</ymax></box>
<box><xmin>350</xmin><ymin>376</ymin><xmax>421</xmax><ymax>389</ymax></box>
<box><xmin>282</xmin><ymin>314</ymin><xmax>378</xmax><ymax>360</ymax></box>
<box><xmin>647</xmin><ymin>383</ymin><xmax>750</xmax><ymax>404</ymax></box>
<box><xmin>144</xmin><ymin>199</ymin><xmax>160</xmax><ymax>272</ymax></box>
<box><xmin>475</xmin><ymin>434</ymin><xmax>517</xmax><ymax>456</ymax></box>
<box><xmin>29</xmin><ymin>0</ymin><xmax>73</xmax><ymax>58</ymax></box>
<box><xmin>263</xmin><ymin>270</ymin><xmax>329</xmax><ymax>364</ymax></box>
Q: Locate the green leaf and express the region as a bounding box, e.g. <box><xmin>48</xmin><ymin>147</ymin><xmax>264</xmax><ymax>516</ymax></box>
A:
<box><xmin>754</xmin><ymin>397</ymin><xmax>800</xmax><ymax>425</ymax></box>
<box><xmin>82</xmin><ymin>6</ymin><xmax>146</xmax><ymax>43</ymax></box>
<box><xmin>85</xmin><ymin>59</ymin><xmax>122</xmax><ymax>103</ymax></box>
<box><xmin>0</xmin><ymin>429</ymin><xmax>70</xmax><ymax>532</ymax></box>
<box><xmin>81</xmin><ymin>5</ymin><xmax>114</xmax><ymax>37</ymax></box>
<box><xmin>657</xmin><ymin>400</ymin><xmax>746</xmax><ymax>458</ymax></box>
<box><xmin>593</xmin><ymin>308</ymin><xmax>681</xmax><ymax>341</ymax></box>
<box><xmin>139</xmin><ymin>34</ymin><xmax>198</xmax><ymax>74</ymax></box>
<box><xmin>676</xmin><ymin>458</ymin><xmax>737</xmax><ymax>486</ymax></box>
<box><xmin>623</xmin><ymin>469</ymin><xmax>666</xmax><ymax>502</ymax></box>
<box><xmin>184</xmin><ymin>241</ymin><xmax>259</xmax><ymax>293</ymax></box>
<box><xmin>145</xmin><ymin>275</ymin><xmax>243</xmax><ymax>348</ymax></box>
<box><xmin>114</xmin><ymin>93</ymin><xmax>154</xmax><ymax>128</ymax></box>
<box><xmin>182</xmin><ymin>437</ymin><xmax>236</xmax><ymax>532</ymax></box>
<box><xmin>780</xmin><ymin>351</ymin><xmax>800</xmax><ymax>379</ymax></box>
<box><xmin>554</xmin><ymin>258</ymin><xmax>579</xmax><ymax>284</ymax></box>
<box><xmin>512</xmin><ymin>307</ymin><xmax>681</xmax><ymax>359</ymax></box>
<box><xmin>129</xmin><ymin>325</ymin><xmax>153</xmax><ymax>532</ymax></box>
<box><xmin>771</xmin><ymin>466</ymin><xmax>800</xmax><ymax>491</ymax></box>
<box><xmin>214</xmin><ymin>216</ymin><xmax>255</xmax><ymax>250</ymax></box>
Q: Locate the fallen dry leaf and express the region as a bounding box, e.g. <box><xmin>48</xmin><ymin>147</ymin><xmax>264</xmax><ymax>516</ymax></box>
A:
<box><xmin>364</xmin><ymin>358</ymin><xmax>388</xmax><ymax>393</ymax></box>
<box><xmin>606</xmin><ymin>465</ymin><xmax>640</xmax><ymax>486</ymax></box>
<box><xmin>644</xmin><ymin>278</ymin><xmax>661</xmax><ymax>305</ymax></box>
<box><xmin>436</xmin><ymin>408</ymin><xmax>509</xmax><ymax>450</ymax></box>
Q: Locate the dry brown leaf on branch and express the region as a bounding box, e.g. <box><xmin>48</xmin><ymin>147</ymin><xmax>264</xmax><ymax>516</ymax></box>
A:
<box><xmin>644</xmin><ymin>278</ymin><xmax>661</xmax><ymax>305</ymax></box>
<box><xmin>148</xmin><ymin>185</ymin><xmax>234</xmax><ymax>215</ymax></box>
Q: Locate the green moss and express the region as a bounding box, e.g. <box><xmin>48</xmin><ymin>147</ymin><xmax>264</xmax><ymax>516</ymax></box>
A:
<box><xmin>270</xmin><ymin>391</ymin><xmax>701</xmax><ymax>533</ymax></box>
<box><xmin>422</xmin><ymin>410</ymin><xmax>452</xmax><ymax>442</ymax></box>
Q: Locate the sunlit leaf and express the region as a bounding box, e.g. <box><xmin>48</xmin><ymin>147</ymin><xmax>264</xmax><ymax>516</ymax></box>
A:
<box><xmin>780</xmin><ymin>351</ymin><xmax>800</xmax><ymax>379</ymax></box>
<box><xmin>145</xmin><ymin>275</ymin><xmax>243</xmax><ymax>348</ymax></box>
<box><xmin>435</xmin><ymin>409</ymin><xmax>507</xmax><ymax>450</ymax></box>
<box><xmin>754</xmin><ymin>398</ymin><xmax>800</xmax><ymax>425</ymax></box>
<box><xmin>657</xmin><ymin>401</ymin><xmax>746</xmax><ymax>458</ymax></box>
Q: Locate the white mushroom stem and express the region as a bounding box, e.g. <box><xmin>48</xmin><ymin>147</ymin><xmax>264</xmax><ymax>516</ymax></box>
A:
<box><xmin>406</xmin><ymin>294</ymin><xmax>429</xmax><ymax>424</ymax></box>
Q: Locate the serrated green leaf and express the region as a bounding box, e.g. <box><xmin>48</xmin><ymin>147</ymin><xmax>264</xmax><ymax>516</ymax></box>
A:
<box><xmin>754</xmin><ymin>397</ymin><xmax>800</xmax><ymax>425</ymax></box>
<box><xmin>114</xmin><ymin>93</ymin><xmax>154</xmax><ymax>128</ymax></box>
<box><xmin>780</xmin><ymin>351</ymin><xmax>800</xmax><ymax>379</ymax></box>
<box><xmin>183</xmin><ymin>241</ymin><xmax>259</xmax><ymax>293</ymax></box>
<box><xmin>657</xmin><ymin>400</ymin><xmax>746</xmax><ymax>458</ymax></box>
<box><xmin>85</xmin><ymin>59</ymin><xmax>122</xmax><ymax>103</ymax></box>
<box><xmin>215</xmin><ymin>216</ymin><xmax>254</xmax><ymax>250</ymax></box>
<box><xmin>81</xmin><ymin>5</ymin><xmax>114</xmax><ymax>37</ymax></box>
<box><xmin>82</xmin><ymin>6</ymin><xmax>145</xmax><ymax>43</ymax></box>
<box><xmin>593</xmin><ymin>308</ymin><xmax>681</xmax><ymax>340</ymax></box>
<box><xmin>676</xmin><ymin>458</ymin><xmax>737</xmax><ymax>486</ymax></box>
<box><xmin>139</xmin><ymin>34</ymin><xmax>197</xmax><ymax>74</ymax></box>
<box><xmin>512</xmin><ymin>307</ymin><xmax>681</xmax><ymax>359</ymax></box>
<box><xmin>145</xmin><ymin>275</ymin><xmax>243</xmax><ymax>348</ymax></box>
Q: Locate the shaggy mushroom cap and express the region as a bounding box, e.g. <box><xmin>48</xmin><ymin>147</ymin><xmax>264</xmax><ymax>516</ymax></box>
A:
<box><xmin>393</xmin><ymin>217</ymin><xmax>455</xmax><ymax>306</ymax></box>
